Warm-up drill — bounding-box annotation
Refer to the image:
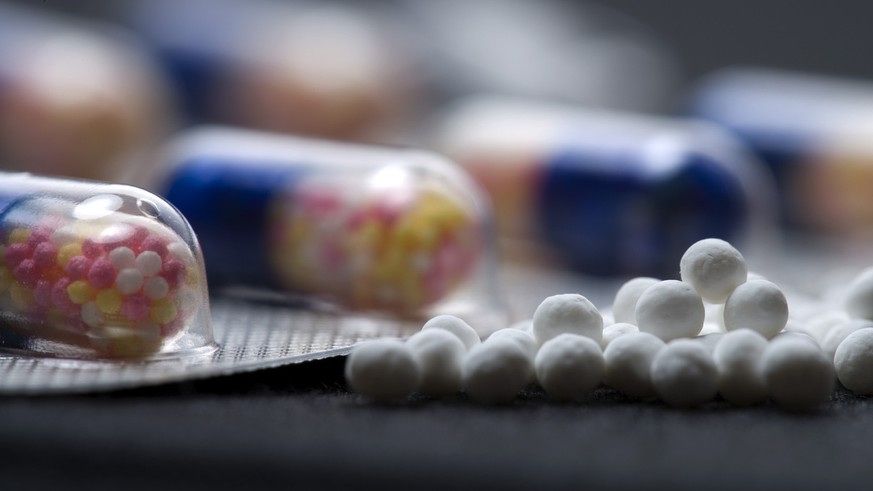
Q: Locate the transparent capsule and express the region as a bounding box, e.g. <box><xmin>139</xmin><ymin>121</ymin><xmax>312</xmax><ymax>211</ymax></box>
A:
<box><xmin>141</xmin><ymin>127</ymin><xmax>504</xmax><ymax>328</ymax></box>
<box><xmin>690</xmin><ymin>68</ymin><xmax>873</xmax><ymax>234</ymax></box>
<box><xmin>0</xmin><ymin>4</ymin><xmax>173</xmax><ymax>181</ymax></box>
<box><xmin>430</xmin><ymin>97</ymin><xmax>775</xmax><ymax>277</ymax></box>
<box><xmin>123</xmin><ymin>0</ymin><xmax>417</xmax><ymax>142</ymax></box>
<box><xmin>0</xmin><ymin>173</ymin><xmax>214</xmax><ymax>359</ymax></box>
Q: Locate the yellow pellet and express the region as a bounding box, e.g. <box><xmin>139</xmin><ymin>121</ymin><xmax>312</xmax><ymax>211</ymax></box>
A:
<box><xmin>8</xmin><ymin>228</ymin><xmax>30</xmax><ymax>244</ymax></box>
<box><xmin>0</xmin><ymin>267</ymin><xmax>12</xmax><ymax>295</ymax></box>
<box><xmin>9</xmin><ymin>283</ymin><xmax>33</xmax><ymax>308</ymax></box>
<box><xmin>150</xmin><ymin>298</ymin><xmax>178</xmax><ymax>324</ymax></box>
<box><xmin>95</xmin><ymin>289</ymin><xmax>122</xmax><ymax>314</ymax></box>
<box><xmin>57</xmin><ymin>243</ymin><xmax>83</xmax><ymax>268</ymax></box>
<box><xmin>67</xmin><ymin>280</ymin><xmax>96</xmax><ymax>305</ymax></box>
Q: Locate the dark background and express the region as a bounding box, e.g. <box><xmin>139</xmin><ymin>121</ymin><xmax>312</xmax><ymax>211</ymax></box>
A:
<box><xmin>4</xmin><ymin>1</ymin><xmax>873</xmax><ymax>490</ymax></box>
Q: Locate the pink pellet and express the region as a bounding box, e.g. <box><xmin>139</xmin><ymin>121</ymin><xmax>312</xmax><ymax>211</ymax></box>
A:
<box><xmin>162</xmin><ymin>259</ymin><xmax>185</xmax><ymax>288</ymax></box>
<box><xmin>127</xmin><ymin>226</ymin><xmax>150</xmax><ymax>249</ymax></box>
<box><xmin>87</xmin><ymin>259</ymin><xmax>116</xmax><ymax>289</ymax></box>
<box><xmin>81</xmin><ymin>238</ymin><xmax>103</xmax><ymax>258</ymax></box>
<box><xmin>14</xmin><ymin>259</ymin><xmax>39</xmax><ymax>288</ymax></box>
<box><xmin>34</xmin><ymin>279</ymin><xmax>53</xmax><ymax>307</ymax></box>
<box><xmin>65</xmin><ymin>255</ymin><xmax>92</xmax><ymax>280</ymax></box>
<box><xmin>141</xmin><ymin>236</ymin><xmax>169</xmax><ymax>258</ymax></box>
<box><xmin>26</xmin><ymin>228</ymin><xmax>51</xmax><ymax>248</ymax></box>
<box><xmin>4</xmin><ymin>243</ymin><xmax>32</xmax><ymax>267</ymax></box>
<box><xmin>51</xmin><ymin>278</ymin><xmax>75</xmax><ymax>310</ymax></box>
<box><xmin>32</xmin><ymin>241</ymin><xmax>58</xmax><ymax>270</ymax></box>
<box><xmin>121</xmin><ymin>295</ymin><xmax>151</xmax><ymax>322</ymax></box>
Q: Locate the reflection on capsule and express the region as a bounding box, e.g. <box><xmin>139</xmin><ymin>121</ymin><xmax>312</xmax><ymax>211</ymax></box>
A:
<box><xmin>430</xmin><ymin>98</ymin><xmax>773</xmax><ymax>276</ymax></box>
<box><xmin>0</xmin><ymin>4</ymin><xmax>172</xmax><ymax>181</ymax></box>
<box><xmin>690</xmin><ymin>68</ymin><xmax>873</xmax><ymax>235</ymax></box>
<box><xmin>143</xmin><ymin>127</ymin><xmax>501</xmax><ymax>322</ymax></box>
<box><xmin>123</xmin><ymin>0</ymin><xmax>416</xmax><ymax>142</ymax></box>
<box><xmin>0</xmin><ymin>172</ymin><xmax>213</xmax><ymax>359</ymax></box>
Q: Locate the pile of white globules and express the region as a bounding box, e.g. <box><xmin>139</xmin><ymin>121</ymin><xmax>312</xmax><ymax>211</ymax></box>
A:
<box><xmin>345</xmin><ymin>238</ymin><xmax>873</xmax><ymax>409</ymax></box>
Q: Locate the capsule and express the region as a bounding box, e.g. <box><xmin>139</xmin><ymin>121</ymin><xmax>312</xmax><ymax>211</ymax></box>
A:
<box><xmin>0</xmin><ymin>172</ymin><xmax>214</xmax><ymax>359</ymax></box>
<box><xmin>690</xmin><ymin>68</ymin><xmax>873</xmax><ymax>234</ymax></box>
<box><xmin>141</xmin><ymin>127</ymin><xmax>503</xmax><ymax>326</ymax></box>
<box><xmin>122</xmin><ymin>0</ymin><xmax>416</xmax><ymax>141</ymax></box>
<box><xmin>430</xmin><ymin>97</ymin><xmax>774</xmax><ymax>276</ymax></box>
<box><xmin>0</xmin><ymin>4</ymin><xmax>172</xmax><ymax>181</ymax></box>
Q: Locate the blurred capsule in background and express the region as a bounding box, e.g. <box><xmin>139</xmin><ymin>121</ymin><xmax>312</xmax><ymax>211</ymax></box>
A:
<box><xmin>430</xmin><ymin>97</ymin><xmax>776</xmax><ymax>277</ymax></box>
<box><xmin>691</xmin><ymin>68</ymin><xmax>873</xmax><ymax>236</ymax></box>
<box><xmin>123</xmin><ymin>0</ymin><xmax>419</xmax><ymax>142</ymax></box>
<box><xmin>395</xmin><ymin>0</ymin><xmax>679</xmax><ymax>112</ymax></box>
<box><xmin>0</xmin><ymin>172</ymin><xmax>214</xmax><ymax>359</ymax></box>
<box><xmin>136</xmin><ymin>127</ymin><xmax>506</xmax><ymax>329</ymax></box>
<box><xmin>0</xmin><ymin>3</ymin><xmax>173</xmax><ymax>181</ymax></box>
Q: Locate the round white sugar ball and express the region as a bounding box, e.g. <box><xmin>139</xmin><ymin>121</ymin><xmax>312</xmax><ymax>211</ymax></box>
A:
<box><xmin>422</xmin><ymin>315</ymin><xmax>481</xmax><ymax>351</ymax></box>
<box><xmin>693</xmin><ymin>332</ymin><xmax>725</xmax><ymax>354</ymax></box>
<box><xmin>821</xmin><ymin>319</ymin><xmax>873</xmax><ymax>361</ymax></box>
<box><xmin>509</xmin><ymin>319</ymin><xmax>533</xmax><ymax>334</ymax></box>
<box><xmin>115</xmin><ymin>268</ymin><xmax>144</xmax><ymax>295</ymax></box>
<box><xmin>612</xmin><ymin>277</ymin><xmax>660</xmax><ymax>325</ymax></box>
<box><xmin>603</xmin><ymin>332</ymin><xmax>665</xmax><ymax>399</ymax></box>
<box><xmin>462</xmin><ymin>338</ymin><xmax>532</xmax><ymax>404</ymax></box>
<box><xmin>532</xmin><ymin>294</ymin><xmax>603</xmax><ymax>346</ymax></box>
<box><xmin>712</xmin><ymin>329</ymin><xmax>768</xmax><ymax>406</ymax></box>
<box><xmin>834</xmin><ymin>328</ymin><xmax>873</xmax><ymax>395</ymax></box>
<box><xmin>601</xmin><ymin>322</ymin><xmax>638</xmax><ymax>349</ymax></box>
<box><xmin>486</xmin><ymin>328</ymin><xmax>537</xmax><ymax>383</ymax></box>
<box><xmin>487</xmin><ymin>328</ymin><xmax>537</xmax><ymax>359</ymax></box>
<box><xmin>635</xmin><ymin>280</ymin><xmax>705</xmax><ymax>341</ymax></box>
<box><xmin>761</xmin><ymin>335</ymin><xmax>834</xmax><ymax>410</ymax></box>
<box><xmin>680</xmin><ymin>238</ymin><xmax>747</xmax><ymax>303</ymax></box>
<box><xmin>345</xmin><ymin>338</ymin><xmax>420</xmax><ymax>401</ymax></box>
<box><xmin>651</xmin><ymin>339</ymin><xmax>718</xmax><ymax>407</ymax></box>
<box><xmin>135</xmin><ymin>251</ymin><xmax>163</xmax><ymax>277</ymax></box>
<box><xmin>535</xmin><ymin>334</ymin><xmax>604</xmax><ymax>401</ymax></box>
<box><xmin>406</xmin><ymin>329</ymin><xmax>466</xmax><ymax>397</ymax></box>
<box><xmin>722</xmin><ymin>280</ymin><xmax>788</xmax><ymax>339</ymax></box>
<box><xmin>845</xmin><ymin>267</ymin><xmax>873</xmax><ymax>320</ymax></box>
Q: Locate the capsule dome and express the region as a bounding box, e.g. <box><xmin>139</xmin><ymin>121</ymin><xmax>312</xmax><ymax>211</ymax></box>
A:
<box><xmin>0</xmin><ymin>172</ymin><xmax>214</xmax><ymax>359</ymax></box>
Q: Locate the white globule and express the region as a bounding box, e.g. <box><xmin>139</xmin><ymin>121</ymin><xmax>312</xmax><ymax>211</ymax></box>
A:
<box><xmin>635</xmin><ymin>280</ymin><xmax>705</xmax><ymax>341</ymax></box>
<box><xmin>486</xmin><ymin>328</ymin><xmax>538</xmax><ymax>383</ymax></box>
<box><xmin>650</xmin><ymin>339</ymin><xmax>718</xmax><ymax>407</ymax></box>
<box><xmin>693</xmin><ymin>332</ymin><xmax>724</xmax><ymax>354</ymax></box>
<box><xmin>462</xmin><ymin>338</ymin><xmax>532</xmax><ymax>404</ymax></box>
<box><xmin>603</xmin><ymin>332</ymin><xmax>665</xmax><ymax>399</ymax></box>
<box><xmin>612</xmin><ymin>277</ymin><xmax>660</xmax><ymax>325</ymax></box>
<box><xmin>761</xmin><ymin>335</ymin><xmax>834</xmax><ymax>410</ymax></box>
<box><xmin>345</xmin><ymin>339</ymin><xmax>421</xmax><ymax>401</ymax></box>
<box><xmin>803</xmin><ymin>310</ymin><xmax>849</xmax><ymax>344</ymax></box>
<box><xmin>834</xmin><ymin>328</ymin><xmax>873</xmax><ymax>395</ymax></box>
<box><xmin>680</xmin><ymin>238</ymin><xmax>748</xmax><ymax>303</ymax></box>
<box><xmin>532</xmin><ymin>294</ymin><xmax>603</xmax><ymax>346</ymax></box>
<box><xmin>422</xmin><ymin>315</ymin><xmax>481</xmax><ymax>351</ymax></box>
<box><xmin>712</xmin><ymin>329</ymin><xmax>768</xmax><ymax>406</ymax></box>
<box><xmin>405</xmin><ymin>329</ymin><xmax>466</xmax><ymax>397</ymax></box>
<box><xmin>844</xmin><ymin>267</ymin><xmax>873</xmax><ymax>320</ymax></box>
<box><xmin>601</xmin><ymin>322</ymin><xmax>639</xmax><ymax>349</ymax></box>
<box><xmin>535</xmin><ymin>334</ymin><xmax>604</xmax><ymax>401</ymax></box>
<box><xmin>821</xmin><ymin>319</ymin><xmax>873</xmax><ymax>361</ymax></box>
<box><xmin>722</xmin><ymin>280</ymin><xmax>788</xmax><ymax>339</ymax></box>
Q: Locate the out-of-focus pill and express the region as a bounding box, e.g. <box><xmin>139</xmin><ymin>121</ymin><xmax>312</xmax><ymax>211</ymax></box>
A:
<box><xmin>612</xmin><ymin>277</ymin><xmax>660</xmax><ymax>325</ymax></box>
<box><xmin>422</xmin><ymin>315</ymin><xmax>481</xmax><ymax>352</ymax></box>
<box><xmin>690</xmin><ymin>68</ymin><xmax>873</xmax><ymax>234</ymax></box>
<box><xmin>0</xmin><ymin>172</ymin><xmax>213</xmax><ymax>359</ymax></box>
<box><xmin>712</xmin><ymin>329</ymin><xmax>768</xmax><ymax>406</ymax></box>
<box><xmin>0</xmin><ymin>4</ymin><xmax>172</xmax><ymax>181</ymax></box>
<box><xmin>601</xmin><ymin>322</ymin><xmax>639</xmax><ymax>349</ymax></box>
<box><xmin>141</xmin><ymin>127</ymin><xmax>504</xmax><ymax>326</ymax></box>
<box><xmin>405</xmin><ymin>329</ymin><xmax>465</xmax><ymax>397</ymax></box>
<box><xmin>462</xmin><ymin>338</ymin><xmax>532</xmax><ymax>404</ymax></box>
<box><xmin>431</xmin><ymin>97</ymin><xmax>772</xmax><ymax>276</ymax></box>
<box><xmin>486</xmin><ymin>327</ymin><xmax>537</xmax><ymax>383</ymax></box>
<box><xmin>125</xmin><ymin>0</ymin><xmax>416</xmax><ymax>142</ymax></box>
<box><xmin>532</xmin><ymin>293</ymin><xmax>603</xmax><ymax>346</ymax></box>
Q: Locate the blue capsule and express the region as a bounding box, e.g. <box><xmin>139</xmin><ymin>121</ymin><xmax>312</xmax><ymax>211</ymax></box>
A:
<box><xmin>432</xmin><ymin>98</ymin><xmax>772</xmax><ymax>276</ymax></box>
